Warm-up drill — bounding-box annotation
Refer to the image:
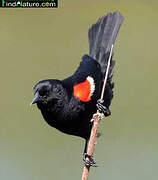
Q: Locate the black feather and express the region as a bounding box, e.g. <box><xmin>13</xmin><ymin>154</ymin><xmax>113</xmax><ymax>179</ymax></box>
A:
<box><xmin>89</xmin><ymin>12</ymin><xmax>124</xmax><ymax>76</ymax></box>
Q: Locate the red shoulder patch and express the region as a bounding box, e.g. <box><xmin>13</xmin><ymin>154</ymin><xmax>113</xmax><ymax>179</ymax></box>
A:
<box><xmin>73</xmin><ymin>76</ymin><xmax>95</xmax><ymax>102</ymax></box>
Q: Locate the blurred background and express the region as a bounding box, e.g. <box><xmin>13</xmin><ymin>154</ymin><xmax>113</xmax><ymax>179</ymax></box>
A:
<box><xmin>0</xmin><ymin>0</ymin><xmax>158</xmax><ymax>179</ymax></box>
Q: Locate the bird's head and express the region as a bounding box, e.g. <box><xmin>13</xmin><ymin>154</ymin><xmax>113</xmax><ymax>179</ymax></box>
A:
<box><xmin>30</xmin><ymin>79</ymin><xmax>63</xmax><ymax>108</ymax></box>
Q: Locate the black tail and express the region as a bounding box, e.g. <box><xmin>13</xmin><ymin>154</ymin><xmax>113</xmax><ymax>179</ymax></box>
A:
<box><xmin>88</xmin><ymin>12</ymin><xmax>124</xmax><ymax>77</ymax></box>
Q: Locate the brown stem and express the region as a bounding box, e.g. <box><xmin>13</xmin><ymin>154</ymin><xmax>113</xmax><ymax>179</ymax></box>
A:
<box><xmin>81</xmin><ymin>111</ymin><xmax>101</xmax><ymax>180</ymax></box>
<box><xmin>81</xmin><ymin>45</ymin><xmax>114</xmax><ymax>180</ymax></box>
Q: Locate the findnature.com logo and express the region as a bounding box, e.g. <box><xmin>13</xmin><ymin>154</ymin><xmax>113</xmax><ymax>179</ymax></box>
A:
<box><xmin>1</xmin><ymin>0</ymin><xmax>58</xmax><ymax>8</ymax></box>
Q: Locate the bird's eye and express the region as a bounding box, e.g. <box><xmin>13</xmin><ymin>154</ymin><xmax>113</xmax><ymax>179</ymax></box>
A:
<box><xmin>39</xmin><ymin>88</ymin><xmax>49</xmax><ymax>97</ymax></box>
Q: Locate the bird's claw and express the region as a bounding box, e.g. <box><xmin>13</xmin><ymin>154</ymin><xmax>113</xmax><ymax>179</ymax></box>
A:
<box><xmin>96</xmin><ymin>99</ymin><xmax>111</xmax><ymax>117</ymax></box>
<box><xmin>83</xmin><ymin>153</ymin><xmax>98</xmax><ymax>167</ymax></box>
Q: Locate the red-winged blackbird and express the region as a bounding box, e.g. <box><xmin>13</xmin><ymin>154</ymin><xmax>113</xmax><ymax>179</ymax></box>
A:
<box><xmin>31</xmin><ymin>12</ymin><xmax>124</xmax><ymax>166</ymax></box>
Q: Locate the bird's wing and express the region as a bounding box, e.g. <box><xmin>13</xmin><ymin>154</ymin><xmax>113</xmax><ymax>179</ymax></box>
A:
<box><xmin>71</xmin><ymin>55</ymin><xmax>103</xmax><ymax>102</ymax></box>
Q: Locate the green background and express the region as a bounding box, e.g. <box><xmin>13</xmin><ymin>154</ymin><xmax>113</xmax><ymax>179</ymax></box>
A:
<box><xmin>0</xmin><ymin>0</ymin><xmax>158</xmax><ymax>179</ymax></box>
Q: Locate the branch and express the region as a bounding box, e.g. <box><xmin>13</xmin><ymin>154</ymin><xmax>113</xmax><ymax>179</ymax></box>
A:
<box><xmin>81</xmin><ymin>111</ymin><xmax>102</xmax><ymax>180</ymax></box>
<box><xmin>81</xmin><ymin>45</ymin><xmax>114</xmax><ymax>180</ymax></box>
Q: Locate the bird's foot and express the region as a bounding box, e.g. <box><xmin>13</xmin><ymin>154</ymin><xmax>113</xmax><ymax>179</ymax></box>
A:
<box><xmin>96</xmin><ymin>99</ymin><xmax>111</xmax><ymax>117</ymax></box>
<box><xmin>83</xmin><ymin>153</ymin><xmax>98</xmax><ymax>167</ymax></box>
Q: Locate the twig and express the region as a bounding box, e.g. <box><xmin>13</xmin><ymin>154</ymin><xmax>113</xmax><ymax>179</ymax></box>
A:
<box><xmin>81</xmin><ymin>45</ymin><xmax>114</xmax><ymax>180</ymax></box>
<box><xmin>100</xmin><ymin>45</ymin><xmax>114</xmax><ymax>100</ymax></box>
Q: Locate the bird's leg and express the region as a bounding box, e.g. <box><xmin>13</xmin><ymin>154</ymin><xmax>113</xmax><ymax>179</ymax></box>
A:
<box><xmin>83</xmin><ymin>138</ymin><xmax>97</xmax><ymax>167</ymax></box>
<box><xmin>96</xmin><ymin>99</ymin><xmax>111</xmax><ymax>117</ymax></box>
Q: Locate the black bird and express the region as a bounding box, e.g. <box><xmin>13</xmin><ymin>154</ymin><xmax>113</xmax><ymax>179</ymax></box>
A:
<box><xmin>30</xmin><ymin>12</ymin><xmax>124</xmax><ymax>166</ymax></box>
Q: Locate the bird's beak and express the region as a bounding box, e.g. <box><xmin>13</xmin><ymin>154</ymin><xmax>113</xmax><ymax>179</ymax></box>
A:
<box><xmin>30</xmin><ymin>92</ymin><xmax>39</xmax><ymax>106</ymax></box>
